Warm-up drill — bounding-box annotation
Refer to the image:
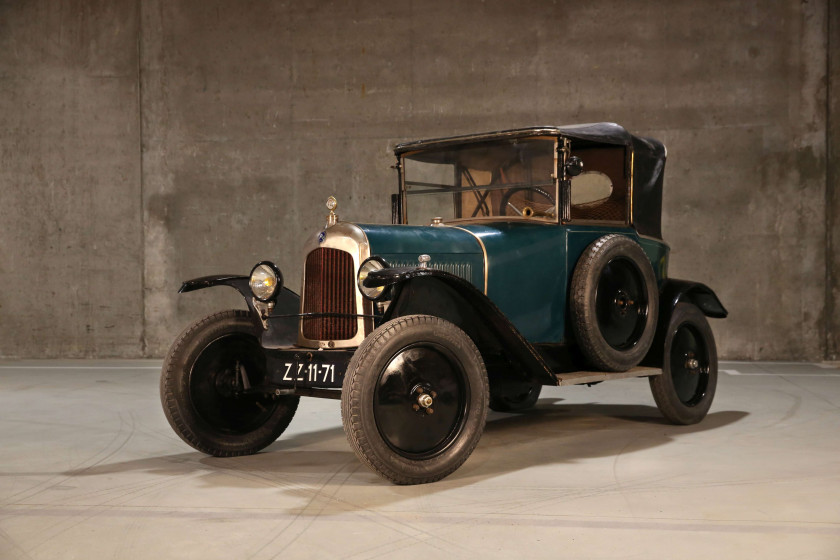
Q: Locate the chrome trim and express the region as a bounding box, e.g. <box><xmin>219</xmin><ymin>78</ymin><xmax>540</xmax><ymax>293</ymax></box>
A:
<box><xmin>559</xmin><ymin>137</ymin><xmax>571</xmax><ymax>223</ymax></box>
<box><xmin>252</xmin><ymin>298</ymin><xmax>273</xmax><ymax>330</ymax></box>
<box><xmin>436</xmin><ymin>216</ymin><xmax>556</xmax><ymax>226</ymax></box>
<box><xmin>297</xmin><ymin>222</ymin><xmax>371</xmax><ymax>349</ymax></box>
<box><xmin>447</xmin><ymin>225</ymin><xmax>488</xmax><ymax>294</ymax></box>
<box><xmin>326</xmin><ymin>196</ymin><xmax>338</xmax><ymax>227</ymax></box>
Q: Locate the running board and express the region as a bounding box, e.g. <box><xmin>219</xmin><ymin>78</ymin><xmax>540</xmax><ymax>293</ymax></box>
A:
<box><xmin>555</xmin><ymin>366</ymin><xmax>662</xmax><ymax>386</ymax></box>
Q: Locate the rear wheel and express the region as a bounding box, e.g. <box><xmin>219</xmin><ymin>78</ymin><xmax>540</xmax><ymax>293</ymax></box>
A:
<box><xmin>341</xmin><ymin>315</ymin><xmax>489</xmax><ymax>485</ymax></box>
<box><xmin>160</xmin><ymin>310</ymin><xmax>299</xmax><ymax>456</ymax></box>
<box><xmin>649</xmin><ymin>303</ymin><xmax>718</xmax><ymax>425</ymax></box>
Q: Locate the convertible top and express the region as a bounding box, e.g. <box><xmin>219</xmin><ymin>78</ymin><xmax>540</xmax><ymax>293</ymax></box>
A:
<box><xmin>394</xmin><ymin>123</ymin><xmax>667</xmax><ymax>239</ymax></box>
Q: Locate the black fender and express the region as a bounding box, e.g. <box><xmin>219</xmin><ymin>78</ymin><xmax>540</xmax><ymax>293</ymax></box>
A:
<box><xmin>179</xmin><ymin>274</ymin><xmax>251</xmax><ymax>296</ymax></box>
<box><xmin>178</xmin><ymin>275</ymin><xmax>300</xmax><ymax>339</ymax></box>
<box><xmin>366</xmin><ymin>268</ymin><xmax>556</xmax><ymax>385</ymax></box>
<box><xmin>660</xmin><ymin>279</ymin><xmax>728</xmax><ymax>319</ymax></box>
<box><xmin>641</xmin><ymin>278</ymin><xmax>727</xmax><ymax>368</ymax></box>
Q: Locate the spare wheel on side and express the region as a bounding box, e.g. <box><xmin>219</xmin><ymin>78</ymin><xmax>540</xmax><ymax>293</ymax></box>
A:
<box><xmin>570</xmin><ymin>234</ymin><xmax>659</xmax><ymax>372</ymax></box>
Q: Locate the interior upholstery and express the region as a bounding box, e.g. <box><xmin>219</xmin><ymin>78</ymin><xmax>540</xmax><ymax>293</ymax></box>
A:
<box><xmin>569</xmin><ymin>146</ymin><xmax>628</xmax><ymax>223</ymax></box>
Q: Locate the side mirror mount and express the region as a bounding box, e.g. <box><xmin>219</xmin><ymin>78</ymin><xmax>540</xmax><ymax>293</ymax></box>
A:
<box><xmin>565</xmin><ymin>156</ymin><xmax>583</xmax><ymax>177</ymax></box>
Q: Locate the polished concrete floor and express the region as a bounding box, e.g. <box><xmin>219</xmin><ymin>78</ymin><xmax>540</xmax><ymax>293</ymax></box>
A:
<box><xmin>1</xmin><ymin>360</ymin><xmax>838</xmax><ymax>559</ymax></box>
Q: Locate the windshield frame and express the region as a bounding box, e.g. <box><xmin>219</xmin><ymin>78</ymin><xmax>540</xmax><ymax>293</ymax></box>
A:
<box><xmin>398</xmin><ymin>135</ymin><xmax>561</xmax><ymax>226</ymax></box>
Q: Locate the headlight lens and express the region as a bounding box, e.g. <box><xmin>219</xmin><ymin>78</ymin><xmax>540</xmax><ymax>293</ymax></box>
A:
<box><xmin>249</xmin><ymin>262</ymin><xmax>281</xmax><ymax>302</ymax></box>
<box><xmin>357</xmin><ymin>257</ymin><xmax>387</xmax><ymax>300</ymax></box>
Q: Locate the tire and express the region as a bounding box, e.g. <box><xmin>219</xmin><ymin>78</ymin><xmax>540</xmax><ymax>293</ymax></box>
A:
<box><xmin>160</xmin><ymin>309</ymin><xmax>299</xmax><ymax>457</ymax></box>
<box><xmin>649</xmin><ymin>303</ymin><xmax>718</xmax><ymax>425</ymax></box>
<box><xmin>570</xmin><ymin>234</ymin><xmax>659</xmax><ymax>372</ymax></box>
<box><xmin>341</xmin><ymin>315</ymin><xmax>489</xmax><ymax>485</ymax></box>
<box><xmin>489</xmin><ymin>379</ymin><xmax>542</xmax><ymax>412</ymax></box>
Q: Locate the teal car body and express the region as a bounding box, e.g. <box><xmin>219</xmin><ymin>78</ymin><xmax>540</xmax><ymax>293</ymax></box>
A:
<box><xmin>361</xmin><ymin>222</ymin><xmax>668</xmax><ymax>343</ymax></box>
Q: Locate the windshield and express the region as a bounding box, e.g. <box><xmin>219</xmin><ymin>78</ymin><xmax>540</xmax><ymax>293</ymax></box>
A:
<box><xmin>401</xmin><ymin>137</ymin><xmax>557</xmax><ymax>225</ymax></box>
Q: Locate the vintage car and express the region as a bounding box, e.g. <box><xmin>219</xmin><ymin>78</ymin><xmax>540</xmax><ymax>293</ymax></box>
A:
<box><xmin>160</xmin><ymin>123</ymin><xmax>727</xmax><ymax>485</ymax></box>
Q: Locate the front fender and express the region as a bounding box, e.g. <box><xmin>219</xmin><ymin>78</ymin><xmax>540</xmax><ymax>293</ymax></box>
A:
<box><xmin>178</xmin><ymin>274</ymin><xmax>300</xmax><ymax>336</ymax></box>
<box><xmin>366</xmin><ymin>268</ymin><xmax>556</xmax><ymax>385</ymax></box>
<box><xmin>179</xmin><ymin>274</ymin><xmax>251</xmax><ymax>296</ymax></box>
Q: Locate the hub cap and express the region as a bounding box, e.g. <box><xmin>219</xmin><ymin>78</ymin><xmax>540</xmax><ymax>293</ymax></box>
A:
<box><xmin>189</xmin><ymin>334</ymin><xmax>276</xmax><ymax>434</ymax></box>
<box><xmin>373</xmin><ymin>344</ymin><xmax>468</xmax><ymax>458</ymax></box>
<box><xmin>670</xmin><ymin>323</ymin><xmax>710</xmax><ymax>406</ymax></box>
<box><xmin>595</xmin><ymin>257</ymin><xmax>649</xmax><ymax>350</ymax></box>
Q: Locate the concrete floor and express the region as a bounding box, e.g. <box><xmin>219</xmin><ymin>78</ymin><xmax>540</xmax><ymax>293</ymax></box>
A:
<box><xmin>0</xmin><ymin>361</ymin><xmax>838</xmax><ymax>559</ymax></box>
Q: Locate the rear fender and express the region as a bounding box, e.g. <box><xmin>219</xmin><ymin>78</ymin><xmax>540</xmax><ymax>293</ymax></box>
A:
<box><xmin>641</xmin><ymin>278</ymin><xmax>727</xmax><ymax>367</ymax></box>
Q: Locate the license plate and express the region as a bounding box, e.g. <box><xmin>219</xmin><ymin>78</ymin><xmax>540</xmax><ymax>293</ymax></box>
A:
<box><xmin>280</xmin><ymin>362</ymin><xmax>341</xmax><ymax>386</ymax></box>
<box><xmin>266</xmin><ymin>349</ymin><xmax>352</xmax><ymax>390</ymax></box>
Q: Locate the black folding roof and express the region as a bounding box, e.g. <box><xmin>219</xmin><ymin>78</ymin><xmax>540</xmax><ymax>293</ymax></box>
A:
<box><xmin>394</xmin><ymin>123</ymin><xmax>667</xmax><ymax>239</ymax></box>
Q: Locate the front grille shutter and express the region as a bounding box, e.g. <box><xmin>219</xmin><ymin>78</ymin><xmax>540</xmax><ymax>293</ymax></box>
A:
<box><xmin>302</xmin><ymin>247</ymin><xmax>358</xmax><ymax>340</ymax></box>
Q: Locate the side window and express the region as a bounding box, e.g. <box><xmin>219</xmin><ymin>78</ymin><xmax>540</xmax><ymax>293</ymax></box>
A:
<box><xmin>568</xmin><ymin>146</ymin><xmax>628</xmax><ymax>223</ymax></box>
<box><xmin>571</xmin><ymin>171</ymin><xmax>612</xmax><ymax>205</ymax></box>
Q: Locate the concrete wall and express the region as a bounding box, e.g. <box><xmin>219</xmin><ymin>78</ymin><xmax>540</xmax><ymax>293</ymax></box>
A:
<box><xmin>0</xmin><ymin>0</ymin><xmax>836</xmax><ymax>360</ymax></box>
<box><xmin>0</xmin><ymin>1</ymin><xmax>143</xmax><ymax>356</ymax></box>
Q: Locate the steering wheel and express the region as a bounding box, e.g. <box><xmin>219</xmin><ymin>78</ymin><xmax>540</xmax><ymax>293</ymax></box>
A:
<box><xmin>499</xmin><ymin>187</ymin><xmax>556</xmax><ymax>218</ymax></box>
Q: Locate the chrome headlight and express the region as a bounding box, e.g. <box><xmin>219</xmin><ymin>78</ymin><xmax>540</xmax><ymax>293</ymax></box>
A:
<box><xmin>249</xmin><ymin>261</ymin><xmax>282</xmax><ymax>302</ymax></box>
<box><xmin>357</xmin><ymin>257</ymin><xmax>387</xmax><ymax>300</ymax></box>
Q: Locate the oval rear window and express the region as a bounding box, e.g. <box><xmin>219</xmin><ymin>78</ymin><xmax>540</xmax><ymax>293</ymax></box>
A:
<box><xmin>571</xmin><ymin>171</ymin><xmax>613</xmax><ymax>205</ymax></box>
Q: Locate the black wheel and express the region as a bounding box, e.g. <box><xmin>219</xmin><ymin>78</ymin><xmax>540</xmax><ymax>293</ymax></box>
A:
<box><xmin>649</xmin><ymin>303</ymin><xmax>718</xmax><ymax>425</ymax></box>
<box><xmin>160</xmin><ymin>310</ymin><xmax>299</xmax><ymax>457</ymax></box>
<box><xmin>489</xmin><ymin>379</ymin><xmax>542</xmax><ymax>412</ymax></box>
<box><xmin>570</xmin><ymin>234</ymin><xmax>659</xmax><ymax>371</ymax></box>
<box><xmin>499</xmin><ymin>186</ymin><xmax>556</xmax><ymax>217</ymax></box>
<box><xmin>341</xmin><ymin>315</ymin><xmax>489</xmax><ymax>485</ymax></box>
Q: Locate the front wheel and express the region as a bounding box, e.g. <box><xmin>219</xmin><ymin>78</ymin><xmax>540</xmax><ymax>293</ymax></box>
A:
<box><xmin>341</xmin><ymin>315</ymin><xmax>489</xmax><ymax>485</ymax></box>
<box><xmin>160</xmin><ymin>310</ymin><xmax>299</xmax><ymax>456</ymax></box>
<box><xmin>649</xmin><ymin>303</ymin><xmax>718</xmax><ymax>425</ymax></box>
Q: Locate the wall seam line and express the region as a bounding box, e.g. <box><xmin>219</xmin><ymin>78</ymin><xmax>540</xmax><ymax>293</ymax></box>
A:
<box><xmin>137</xmin><ymin>0</ymin><xmax>147</xmax><ymax>358</ymax></box>
<box><xmin>826</xmin><ymin>0</ymin><xmax>834</xmax><ymax>361</ymax></box>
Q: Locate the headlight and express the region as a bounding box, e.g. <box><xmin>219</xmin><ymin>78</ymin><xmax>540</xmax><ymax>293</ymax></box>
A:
<box><xmin>357</xmin><ymin>257</ymin><xmax>387</xmax><ymax>300</ymax></box>
<box><xmin>249</xmin><ymin>261</ymin><xmax>282</xmax><ymax>302</ymax></box>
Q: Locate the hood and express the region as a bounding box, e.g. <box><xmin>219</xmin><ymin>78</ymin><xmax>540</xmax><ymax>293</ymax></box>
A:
<box><xmin>355</xmin><ymin>223</ymin><xmax>485</xmax><ymax>291</ymax></box>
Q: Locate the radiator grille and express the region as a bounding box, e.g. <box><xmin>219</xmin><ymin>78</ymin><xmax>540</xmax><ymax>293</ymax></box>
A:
<box><xmin>301</xmin><ymin>248</ymin><xmax>358</xmax><ymax>340</ymax></box>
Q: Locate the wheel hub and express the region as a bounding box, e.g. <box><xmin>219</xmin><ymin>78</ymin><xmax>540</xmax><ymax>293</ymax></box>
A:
<box><xmin>214</xmin><ymin>367</ymin><xmax>237</xmax><ymax>396</ymax></box>
<box><xmin>685</xmin><ymin>354</ymin><xmax>700</xmax><ymax>373</ymax></box>
<box><xmin>613</xmin><ymin>289</ymin><xmax>635</xmax><ymax>316</ymax></box>
<box><xmin>189</xmin><ymin>333</ymin><xmax>276</xmax><ymax>435</ymax></box>
<box><xmin>595</xmin><ymin>257</ymin><xmax>648</xmax><ymax>351</ymax></box>
<box><xmin>374</xmin><ymin>345</ymin><xmax>467</xmax><ymax>457</ymax></box>
<box><xmin>411</xmin><ymin>385</ymin><xmax>436</xmax><ymax>414</ymax></box>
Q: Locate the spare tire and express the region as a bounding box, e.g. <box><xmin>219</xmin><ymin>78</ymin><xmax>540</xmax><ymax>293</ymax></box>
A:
<box><xmin>570</xmin><ymin>234</ymin><xmax>659</xmax><ymax>372</ymax></box>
